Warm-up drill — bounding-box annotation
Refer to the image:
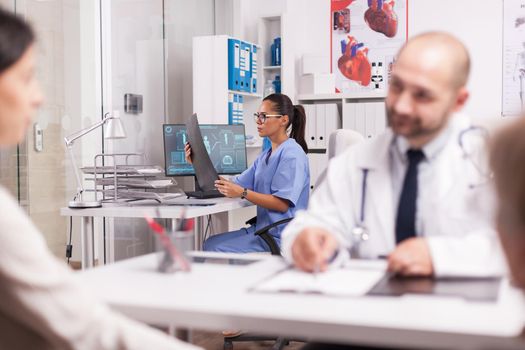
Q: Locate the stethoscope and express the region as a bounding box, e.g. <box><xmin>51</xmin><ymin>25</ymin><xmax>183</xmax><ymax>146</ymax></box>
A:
<box><xmin>349</xmin><ymin>125</ymin><xmax>492</xmax><ymax>246</ymax></box>
<box><xmin>457</xmin><ymin>125</ymin><xmax>493</xmax><ymax>188</ymax></box>
<box><xmin>350</xmin><ymin>168</ymin><xmax>370</xmax><ymax>245</ymax></box>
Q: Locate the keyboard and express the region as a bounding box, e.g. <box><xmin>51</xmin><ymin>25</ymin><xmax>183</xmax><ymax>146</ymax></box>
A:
<box><xmin>185</xmin><ymin>189</ymin><xmax>225</xmax><ymax>199</ymax></box>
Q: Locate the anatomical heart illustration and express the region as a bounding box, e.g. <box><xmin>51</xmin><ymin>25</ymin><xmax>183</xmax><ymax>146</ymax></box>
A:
<box><xmin>364</xmin><ymin>0</ymin><xmax>398</xmax><ymax>38</ymax></box>
<box><xmin>331</xmin><ymin>0</ymin><xmax>406</xmax><ymax>92</ymax></box>
<box><xmin>333</xmin><ymin>8</ymin><xmax>351</xmax><ymax>33</ymax></box>
<box><xmin>337</xmin><ymin>36</ymin><xmax>372</xmax><ymax>86</ymax></box>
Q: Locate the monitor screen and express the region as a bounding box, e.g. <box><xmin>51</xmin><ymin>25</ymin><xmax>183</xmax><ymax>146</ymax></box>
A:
<box><xmin>163</xmin><ymin>124</ymin><xmax>247</xmax><ymax>176</ymax></box>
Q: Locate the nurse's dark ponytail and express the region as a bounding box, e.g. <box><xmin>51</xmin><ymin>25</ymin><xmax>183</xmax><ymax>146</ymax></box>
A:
<box><xmin>263</xmin><ymin>93</ymin><xmax>308</xmax><ymax>153</ymax></box>
<box><xmin>290</xmin><ymin>104</ymin><xmax>307</xmax><ymax>153</ymax></box>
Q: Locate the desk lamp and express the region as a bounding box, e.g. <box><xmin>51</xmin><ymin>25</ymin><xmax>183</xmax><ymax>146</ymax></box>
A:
<box><xmin>64</xmin><ymin>111</ymin><xmax>126</xmax><ymax>208</ymax></box>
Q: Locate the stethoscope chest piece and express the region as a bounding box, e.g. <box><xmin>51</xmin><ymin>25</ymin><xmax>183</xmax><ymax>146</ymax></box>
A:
<box><xmin>352</xmin><ymin>226</ymin><xmax>369</xmax><ymax>242</ymax></box>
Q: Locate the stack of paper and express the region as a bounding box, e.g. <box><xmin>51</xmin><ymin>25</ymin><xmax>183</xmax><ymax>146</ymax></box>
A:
<box><xmin>253</xmin><ymin>267</ymin><xmax>385</xmax><ymax>297</ymax></box>
<box><xmin>95</xmin><ymin>178</ymin><xmax>175</xmax><ymax>189</ymax></box>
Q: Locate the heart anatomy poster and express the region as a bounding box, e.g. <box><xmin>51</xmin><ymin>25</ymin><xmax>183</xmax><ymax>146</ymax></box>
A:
<box><xmin>331</xmin><ymin>0</ymin><xmax>407</xmax><ymax>93</ymax></box>
<box><xmin>503</xmin><ymin>0</ymin><xmax>525</xmax><ymax>116</ymax></box>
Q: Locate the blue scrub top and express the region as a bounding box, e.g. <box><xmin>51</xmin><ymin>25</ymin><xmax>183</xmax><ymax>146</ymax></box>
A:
<box><xmin>233</xmin><ymin>138</ymin><xmax>310</xmax><ymax>238</ymax></box>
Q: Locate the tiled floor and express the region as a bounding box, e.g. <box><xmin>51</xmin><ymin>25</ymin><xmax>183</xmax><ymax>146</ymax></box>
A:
<box><xmin>192</xmin><ymin>330</ymin><xmax>305</xmax><ymax>350</ymax></box>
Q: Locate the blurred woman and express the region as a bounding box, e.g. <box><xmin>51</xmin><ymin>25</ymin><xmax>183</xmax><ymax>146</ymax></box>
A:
<box><xmin>0</xmin><ymin>8</ymin><xmax>199</xmax><ymax>350</ymax></box>
<box><xmin>490</xmin><ymin>117</ymin><xmax>525</xmax><ymax>290</ymax></box>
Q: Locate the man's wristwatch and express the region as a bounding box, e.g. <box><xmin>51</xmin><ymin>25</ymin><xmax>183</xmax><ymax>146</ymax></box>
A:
<box><xmin>240</xmin><ymin>188</ymin><xmax>248</xmax><ymax>199</ymax></box>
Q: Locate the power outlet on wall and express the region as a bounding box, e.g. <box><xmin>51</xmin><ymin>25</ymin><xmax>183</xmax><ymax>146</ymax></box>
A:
<box><xmin>33</xmin><ymin>123</ymin><xmax>43</xmax><ymax>152</ymax></box>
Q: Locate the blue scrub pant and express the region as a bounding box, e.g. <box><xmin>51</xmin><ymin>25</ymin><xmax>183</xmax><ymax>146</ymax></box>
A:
<box><xmin>203</xmin><ymin>227</ymin><xmax>281</xmax><ymax>253</ymax></box>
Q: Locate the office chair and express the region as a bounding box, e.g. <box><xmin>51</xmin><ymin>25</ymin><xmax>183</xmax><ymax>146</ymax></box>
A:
<box><xmin>244</xmin><ymin>216</ymin><xmax>293</xmax><ymax>255</ymax></box>
<box><xmin>314</xmin><ymin>129</ymin><xmax>364</xmax><ymax>190</ymax></box>
<box><xmin>327</xmin><ymin>129</ymin><xmax>365</xmax><ymax>159</ymax></box>
<box><xmin>223</xmin><ymin>217</ymin><xmax>294</xmax><ymax>350</ymax></box>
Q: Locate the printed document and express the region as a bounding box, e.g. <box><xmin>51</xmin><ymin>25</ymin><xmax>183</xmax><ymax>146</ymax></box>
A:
<box><xmin>253</xmin><ymin>266</ymin><xmax>385</xmax><ymax>297</ymax></box>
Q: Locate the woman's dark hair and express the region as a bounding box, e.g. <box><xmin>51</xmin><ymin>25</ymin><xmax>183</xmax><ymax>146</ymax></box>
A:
<box><xmin>263</xmin><ymin>93</ymin><xmax>308</xmax><ymax>153</ymax></box>
<box><xmin>0</xmin><ymin>8</ymin><xmax>35</xmax><ymax>74</ymax></box>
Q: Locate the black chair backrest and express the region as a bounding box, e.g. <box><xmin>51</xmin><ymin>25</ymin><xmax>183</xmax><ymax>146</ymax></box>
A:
<box><xmin>253</xmin><ymin>217</ymin><xmax>293</xmax><ymax>256</ymax></box>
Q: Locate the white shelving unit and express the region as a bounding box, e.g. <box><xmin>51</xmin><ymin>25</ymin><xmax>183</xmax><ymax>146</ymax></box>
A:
<box><xmin>258</xmin><ymin>16</ymin><xmax>283</xmax><ymax>96</ymax></box>
<box><xmin>193</xmin><ymin>35</ymin><xmax>264</xmax><ymax>150</ymax></box>
<box><xmin>298</xmin><ymin>92</ymin><xmax>387</xmax><ymax>193</ymax></box>
<box><xmin>298</xmin><ymin>91</ymin><xmax>387</xmax><ymax>101</ymax></box>
<box><xmin>263</xmin><ymin>65</ymin><xmax>281</xmax><ymax>71</ymax></box>
<box><xmin>227</xmin><ymin>90</ymin><xmax>262</xmax><ymax>99</ymax></box>
<box><xmin>193</xmin><ymin>35</ymin><xmax>262</xmax><ymax>232</ymax></box>
<box><xmin>193</xmin><ymin>35</ymin><xmax>262</xmax><ymax>124</ymax></box>
<box><xmin>298</xmin><ymin>91</ymin><xmax>387</xmax><ymax>140</ymax></box>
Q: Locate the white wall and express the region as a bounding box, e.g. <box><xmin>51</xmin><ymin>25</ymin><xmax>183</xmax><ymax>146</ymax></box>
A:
<box><xmin>408</xmin><ymin>0</ymin><xmax>503</xmax><ymax>120</ymax></box>
<box><xmin>105</xmin><ymin>0</ymin><xmax>165</xmax><ymax>166</ymax></box>
<box><xmin>236</xmin><ymin>0</ymin><xmax>329</xmax><ymax>100</ymax></box>
<box><xmin>237</xmin><ymin>0</ymin><xmax>505</xmax><ymax>120</ymax></box>
<box><xmin>165</xmin><ymin>0</ymin><xmax>215</xmax><ymax>123</ymax></box>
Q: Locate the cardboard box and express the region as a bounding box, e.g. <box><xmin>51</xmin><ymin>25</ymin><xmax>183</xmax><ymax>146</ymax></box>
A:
<box><xmin>301</xmin><ymin>54</ymin><xmax>329</xmax><ymax>75</ymax></box>
<box><xmin>300</xmin><ymin>74</ymin><xmax>335</xmax><ymax>94</ymax></box>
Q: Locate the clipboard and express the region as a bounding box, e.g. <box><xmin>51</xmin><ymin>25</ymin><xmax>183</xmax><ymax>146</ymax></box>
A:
<box><xmin>366</xmin><ymin>274</ymin><xmax>501</xmax><ymax>302</ymax></box>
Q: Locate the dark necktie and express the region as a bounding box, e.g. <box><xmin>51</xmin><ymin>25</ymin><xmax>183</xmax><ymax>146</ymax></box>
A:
<box><xmin>395</xmin><ymin>149</ymin><xmax>425</xmax><ymax>244</ymax></box>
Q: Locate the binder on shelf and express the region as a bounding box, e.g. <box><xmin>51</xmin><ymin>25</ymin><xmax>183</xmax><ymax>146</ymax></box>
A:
<box><xmin>325</xmin><ymin>104</ymin><xmax>340</xmax><ymax>142</ymax></box>
<box><xmin>315</xmin><ymin>104</ymin><xmax>326</xmax><ymax>149</ymax></box>
<box><xmin>236</xmin><ymin>95</ymin><xmax>244</xmax><ymax>124</ymax></box>
<box><xmin>238</xmin><ymin>41</ymin><xmax>246</xmax><ymax>91</ymax></box>
<box><xmin>365</xmin><ymin>103</ymin><xmax>376</xmax><ymax>140</ymax></box>
<box><xmin>251</xmin><ymin>44</ymin><xmax>258</xmax><ymax>93</ymax></box>
<box><xmin>263</xmin><ymin>137</ymin><xmax>272</xmax><ymax>151</ymax></box>
<box><xmin>342</xmin><ymin>102</ymin><xmax>356</xmax><ymax>130</ymax></box>
<box><xmin>305</xmin><ymin>104</ymin><xmax>341</xmax><ymax>150</ymax></box>
<box><xmin>307</xmin><ymin>153</ymin><xmax>317</xmax><ymax>191</ymax></box>
<box><xmin>228</xmin><ymin>38</ymin><xmax>241</xmax><ymax>91</ymax></box>
<box><xmin>365</xmin><ymin>101</ymin><xmax>386</xmax><ymax>139</ymax></box>
<box><xmin>228</xmin><ymin>93</ymin><xmax>244</xmax><ymax>125</ymax></box>
<box><xmin>240</xmin><ymin>41</ymin><xmax>252</xmax><ymax>92</ymax></box>
<box><xmin>374</xmin><ymin>102</ymin><xmax>387</xmax><ymax>136</ymax></box>
<box><xmin>308</xmin><ymin>152</ymin><xmax>328</xmax><ymax>192</ymax></box>
<box><xmin>304</xmin><ymin>104</ymin><xmax>317</xmax><ymax>150</ymax></box>
<box><xmin>232</xmin><ymin>94</ymin><xmax>238</xmax><ymax>124</ymax></box>
<box><xmin>355</xmin><ymin>103</ymin><xmax>366</xmax><ymax>138</ymax></box>
<box><xmin>342</xmin><ymin>101</ymin><xmax>385</xmax><ymax>139</ymax></box>
<box><xmin>228</xmin><ymin>94</ymin><xmax>232</xmax><ymax>124</ymax></box>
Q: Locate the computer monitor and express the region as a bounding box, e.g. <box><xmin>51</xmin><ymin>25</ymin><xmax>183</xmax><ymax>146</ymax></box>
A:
<box><xmin>163</xmin><ymin>123</ymin><xmax>247</xmax><ymax>177</ymax></box>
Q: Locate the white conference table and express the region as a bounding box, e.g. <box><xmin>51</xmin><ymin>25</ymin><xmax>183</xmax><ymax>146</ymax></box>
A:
<box><xmin>61</xmin><ymin>197</ymin><xmax>253</xmax><ymax>269</ymax></box>
<box><xmin>80</xmin><ymin>252</ymin><xmax>525</xmax><ymax>350</ymax></box>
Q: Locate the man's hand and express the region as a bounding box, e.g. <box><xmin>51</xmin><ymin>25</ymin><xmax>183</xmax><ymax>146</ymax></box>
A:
<box><xmin>291</xmin><ymin>228</ymin><xmax>339</xmax><ymax>273</ymax></box>
<box><xmin>387</xmin><ymin>237</ymin><xmax>434</xmax><ymax>276</ymax></box>
<box><xmin>214</xmin><ymin>177</ymin><xmax>243</xmax><ymax>198</ymax></box>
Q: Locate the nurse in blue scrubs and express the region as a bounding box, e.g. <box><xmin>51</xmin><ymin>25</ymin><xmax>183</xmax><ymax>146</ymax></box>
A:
<box><xmin>185</xmin><ymin>93</ymin><xmax>310</xmax><ymax>253</ymax></box>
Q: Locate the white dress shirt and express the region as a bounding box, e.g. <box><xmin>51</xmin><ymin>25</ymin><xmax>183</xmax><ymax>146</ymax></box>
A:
<box><xmin>390</xmin><ymin>122</ymin><xmax>453</xmax><ymax>236</ymax></box>
<box><xmin>0</xmin><ymin>186</ymin><xmax>201</xmax><ymax>350</ymax></box>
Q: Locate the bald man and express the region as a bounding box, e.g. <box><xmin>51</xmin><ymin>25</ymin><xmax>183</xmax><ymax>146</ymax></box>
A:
<box><xmin>282</xmin><ymin>32</ymin><xmax>506</xmax><ymax>278</ymax></box>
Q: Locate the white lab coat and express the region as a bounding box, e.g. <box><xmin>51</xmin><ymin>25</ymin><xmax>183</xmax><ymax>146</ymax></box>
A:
<box><xmin>282</xmin><ymin>114</ymin><xmax>507</xmax><ymax>277</ymax></box>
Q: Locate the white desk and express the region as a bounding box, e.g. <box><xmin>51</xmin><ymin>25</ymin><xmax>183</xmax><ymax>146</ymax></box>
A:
<box><xmin>81</xmin><ymin>253</ymin><xmax>525</xmax><ymax>349</ymax></box>
<box><xmin>61</xmin><ymin>198</ymin><xmax>253</xmax><ymax>269</ymax></box>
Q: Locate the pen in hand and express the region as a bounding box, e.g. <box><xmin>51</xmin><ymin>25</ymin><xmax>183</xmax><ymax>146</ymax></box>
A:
<box><xmin>312</xmin><ymin>263</ymin><xmax>319</xmax><ymax>281</ymax></box>
<box><xmin>312</xmin><ymin>235</ymin><xmax>327</xmax><ymax>279</ymax></box>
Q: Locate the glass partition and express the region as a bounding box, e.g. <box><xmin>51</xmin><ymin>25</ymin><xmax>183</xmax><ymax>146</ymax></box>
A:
<box><xmin>0</xmin><ymin>0</ymin><xmax>220</xmax><ymax>264</ymax></box>
<box><xmin>0</xmin><ymin>1</ymin><xmax>101</xmax><ymax>259</ymax></box>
